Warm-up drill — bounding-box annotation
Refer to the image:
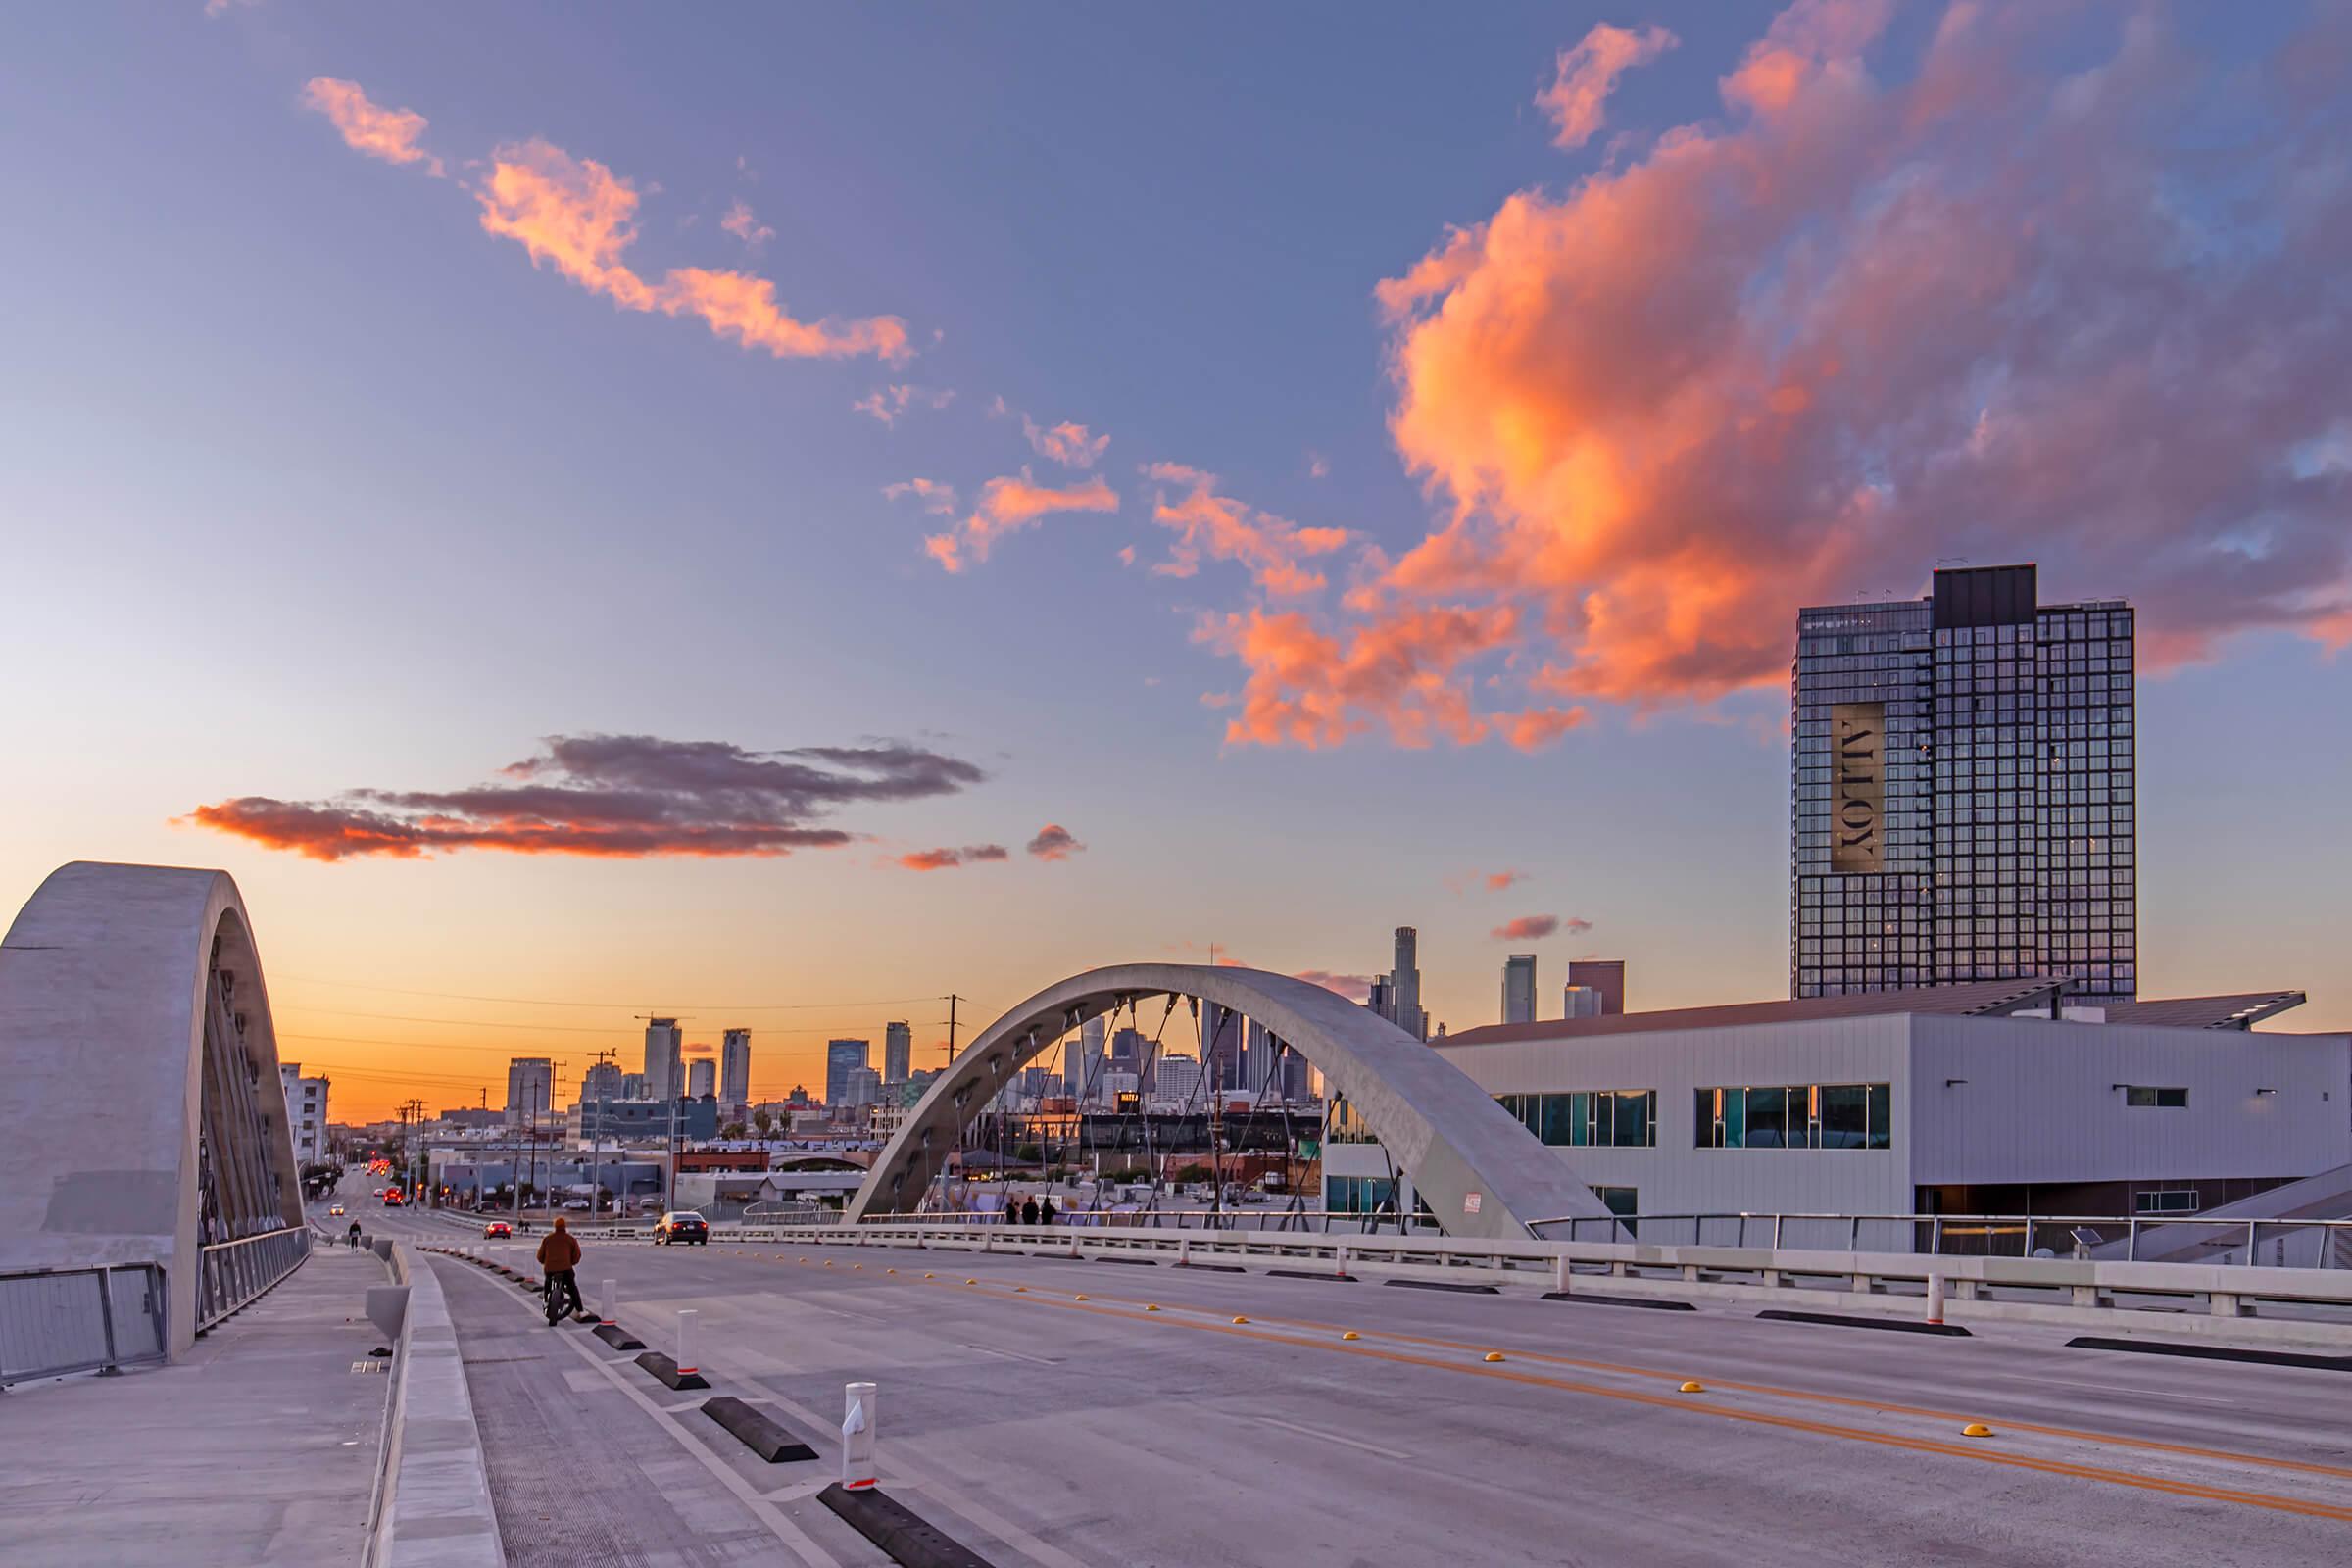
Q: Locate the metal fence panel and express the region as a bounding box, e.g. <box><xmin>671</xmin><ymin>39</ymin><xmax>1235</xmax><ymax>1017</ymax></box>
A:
<box><xmin>0</xmin><ymin>1265</ymin><xmax>168</xmax><ymax>1383</ymax></box>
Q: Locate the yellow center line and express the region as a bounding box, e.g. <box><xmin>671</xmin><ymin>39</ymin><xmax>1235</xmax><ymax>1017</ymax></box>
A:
<box><xmin>858</xmin><ymin>1266</ymin><xmax>2352</xmax><ymax>1521</ymax></box>
<box><xmin>902</xmin><ymin>1266</ymin><xmax>2352</xmax><ymax>1485</ymax></box>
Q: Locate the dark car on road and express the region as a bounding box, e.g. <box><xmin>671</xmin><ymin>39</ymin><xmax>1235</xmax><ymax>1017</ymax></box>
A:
<box><xmin>654</xmin><ymin>1210</ymin><xmax>709</xmax><ymax>1246</ymax></box>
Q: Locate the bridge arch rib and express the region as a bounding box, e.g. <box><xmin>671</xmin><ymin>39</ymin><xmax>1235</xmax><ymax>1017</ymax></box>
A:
<box><xmin>847</xmin><ymin>964</ymin><xmax>1615</xmax><ymax>1240</ymax></box>
<box><xmin>0</xmin><ymin>862</ymin><xmax>304</xmax><ymax>1354</ymax></box>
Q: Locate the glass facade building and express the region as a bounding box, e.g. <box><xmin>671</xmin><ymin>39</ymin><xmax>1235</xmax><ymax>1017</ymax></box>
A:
<box><xmin>1791</xmin><ymin>564</ymin><xmax>2136</xmax><ymax>1004</ymax></box>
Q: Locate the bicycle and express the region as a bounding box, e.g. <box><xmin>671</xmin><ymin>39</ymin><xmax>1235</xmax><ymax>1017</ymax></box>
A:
<box><xmin>542</xmin><ymin>1269</ymin><xmax>582</xmax><ymax>1326</ymax></box>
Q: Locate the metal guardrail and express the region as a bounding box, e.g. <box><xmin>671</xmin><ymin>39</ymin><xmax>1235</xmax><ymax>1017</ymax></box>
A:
<box><xmin>770</xmin><ymin>1220</ymin><xmax>2352</xmax><ymax>1331</ymax></box>
<box><xmin>0</xmin><ymin>1263</ymin><xmax>167</xmax><ymax>1385</ymax></box>
<box><xmin>1521</xmin><ymin>1210</ymin><xmax>2352</xmax><ymax>1267</ymax></box>
<box><xmin>889</xmin><ymin>1207</ymin><xmax>1445</xmax><ymax>1234</ymax></box>
<box><xmin>196</xmin><ymin>1225</ymin><xmax>311</xmax><ymax>1330</ymax></box>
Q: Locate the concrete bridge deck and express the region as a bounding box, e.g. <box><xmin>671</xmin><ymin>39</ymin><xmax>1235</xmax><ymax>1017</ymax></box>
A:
<box><xmin>373</xmin><ymin>1203</ymin><xmax>2352</xmax><ymax>1567</ymax></box>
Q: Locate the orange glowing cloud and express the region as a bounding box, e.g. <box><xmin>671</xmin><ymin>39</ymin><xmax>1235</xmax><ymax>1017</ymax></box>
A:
<box><xmin>898</xmin><ymin>844</ymin><xmax>1009</xmax><ymax>871</ymax></box>
<box><xmin>1024</xmin><ymin>416</ymin><xmax>1109</xmax><ymax>469</ymax></box>
<box><xmin>1536</xmin><ymin>22</ymin><xmax>1677</xmax><ymax>149</ymax></box>
<box><xmin>719</xmin><ymin>197</ymin><xmax>773</xmax><ymax>251</ymax></box>
<box><xmin>856</xmin><ymin>385</ymin><xmax>956</xmax><ymax>426</ymax></box>
<box><xmin>469</xmin><ymin>138</ymin><xmax>907</xmax><ymax>361</ymax></box>
<box><xmin>1491</xmin><ymin>914</ymin><xmax>1595</xmax><ymax>942</ymax></box>
<box><xmin>1144</xmin><ymin>464</ymin><xmax>1348</xmax><ymax>597</ymax></box>
<box><xmin>185</xmin><ymin>735</ymin><xmax>984</xmax><ymax>861</ymax></box>
<box><xmin>302</xmin><ymin>78</ymin><xmax>444</xmax><ymax>176</ymax></box>
<box><xmin>883</xmin><ymin>478</ymin><xmax>958</xmax><ymax>515</ymax></box>
<box><xmin>923</xmin><ymin>470</ymin><xmax>1119</xmax><ymax>572</ymax></box>
<box><xmin>1194</xmin><ymin>0</ymin><xmax>2352</xmax><ymax>743</ymax></box>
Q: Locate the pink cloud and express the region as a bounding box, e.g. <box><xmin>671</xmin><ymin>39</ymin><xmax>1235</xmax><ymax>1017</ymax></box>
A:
<box><xmin>1491</xmin><ymin>913</ymin><xmax>1593</xmax><ymax>941</ymax></box>
<box><xmin>301</xmin><ymin>78</ymin><xmax>444</xmax><ymax>177</ymax></box>
<box><xmin>1536</xmin><ymin>23</ymin><xmax>1678</xmax><ymax>150</ymax></box>
<box><xmin>1144</xmin><ymin>463</ymin><xmax>1348</xmax><ymax>597</ymax></box>
<box><xmin>469</xmin><ymin>138</ymin><xmax>908</xmax><ymax>362</ymax></box>
<box><xmin>1295</xmin><ymin>969</ymin><xmax>1375</xmax><ymax>1003</ymax></box>
<box><xmin>883</xmin><ymin>478</ymin><xmax>958</xmax><ymax>516</ymax></box>
<box><xmin>1022</xmin><ymin>416</ymin><xmax>1109</xmax><ymax>469</ymax></box>
<box><xmin>719</xmin><ymin>197</ymin><xmax>774</xmax><ymax>252</ymax></box>
<box><xmin>899</xmin><ymin>844</ymin><xmax>1009</xmax><ymax>871</ymax></box>
<box><xmin>856</xmin><ymin>385</ymin><xmax>956</xmax><ymax>426</ymax></box>
<box><xmin>923</xmin><ymin>469</ymin><xmax>1120</xmax><ymax>572</ymax></box>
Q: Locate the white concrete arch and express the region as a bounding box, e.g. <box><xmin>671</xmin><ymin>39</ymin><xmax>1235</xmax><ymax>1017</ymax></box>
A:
<box><xmin>847</xmin><ymin>964</ymin><xmax>1616</xmax><ymax>1240</ymax></box>
<box><xmin>0</xmin><ymin>862</ymin><xmax>303</xmax><ymax>1352</ymax></box>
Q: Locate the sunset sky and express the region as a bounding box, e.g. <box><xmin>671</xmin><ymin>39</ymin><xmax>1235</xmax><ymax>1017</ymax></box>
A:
<box><xmin>4</xmin><ymin>2</ymin><xmax>2347</xmax><ymax>1119</ymax></box>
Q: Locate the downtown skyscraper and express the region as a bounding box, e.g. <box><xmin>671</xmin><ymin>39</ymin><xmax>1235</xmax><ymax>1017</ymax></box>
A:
<box><xmin>642</xmin><ymin>1017</ymin><xmax>683</xmax><ymax>1102</ymax></box>
<box><xmin>1791</xmin><ymin>564</ymin><xmax>2136</xmax><ymax>1004</ymax></box>
<box><xmin>719</xmin><ymin>1028</ymin><xmax>752</xmax><ymax>1109</ymax></box>
<box><xmin>883</xmin><ymin>1020</ymin><xmax>912</xmax><ymax>1085</ymax></box>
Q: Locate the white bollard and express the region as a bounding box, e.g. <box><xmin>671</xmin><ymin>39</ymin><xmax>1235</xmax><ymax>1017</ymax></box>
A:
<box><xmin>842</xmin><ymin>1381</ymin><xmax>878</xmax><ymax>1490</ymax></box>
<box><xmin>600</xmin><ymin>1278</ymin><xmax>615</xmax><ymax>1326</ymax></box>
<box><xmin>677</xmin><ymin>1308</ymin><xmax>698</xmax><ymax>1376</ymax></box>
<box><xmin>1926</xmin><ymin>1272</ymin><xmax>1945</xmax><ymax>1326</ymax></box>
<box><xmin>1554</xmin><ymin>1253</ymin><xmax>1571</xmax><ymax>1296</ymax></box>
<box><xmin>1337</xmin><ymin>1244</ymin><xmax>1352</xmax><ymax>1280</ymax></box>
<box><xmin>1179</xmin><ymin>1237</ymin><xmax>1192</xmax><ymax>1268</ymax></box>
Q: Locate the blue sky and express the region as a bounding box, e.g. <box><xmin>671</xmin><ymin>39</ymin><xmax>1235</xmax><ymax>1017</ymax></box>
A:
<box><xmin>2</xmin><ymin>2</ymin><xmax>2344</xmax><ymax>1114</ymax></box>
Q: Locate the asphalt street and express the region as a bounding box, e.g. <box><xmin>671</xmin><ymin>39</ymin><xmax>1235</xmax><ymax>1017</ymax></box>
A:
<box><xmin>357</xmin><ymin>1201</ymin><xmax>2352</xmax><ymax>1567</ymax></box>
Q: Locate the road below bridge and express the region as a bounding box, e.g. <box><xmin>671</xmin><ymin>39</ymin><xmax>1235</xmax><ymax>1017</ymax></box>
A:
<box><xmin>359</xmin><ymin>1204</ymin><xmax>2352</xmax><ymax>1566</ymax></box>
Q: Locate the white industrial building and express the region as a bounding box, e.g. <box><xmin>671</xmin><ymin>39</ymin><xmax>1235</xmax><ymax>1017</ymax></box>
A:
<box><xmin>1324</xmin><ymin>980</ymin><xmax>2347</xmax><ymax>1225</ymax></box>
<box><xmin>278</xmin><ymin>1061</ymin><xmax>329</xmax><ymax>1165</ymax></box>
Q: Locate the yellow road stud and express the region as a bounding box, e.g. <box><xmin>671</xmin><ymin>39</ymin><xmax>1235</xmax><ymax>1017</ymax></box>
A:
<box><xmin>1146</xmin><ymin>1303</ymin><xmax>1160</xmax><ymax>1311</ymax></box>
<box><xmin>1341</xmin><ymin>1331</ymin><xmax>1360</xmax><ymax>1341</ymax></box>
<box><xmin>1075</xmin><ymin>1294</ymin><xmax>1090</xmax><ymax>1301</ymax></box>
<box><xmin>1962</xmin><ymin>1423</ymin><xmax>1994</xmax><ymax>1438</ymax></box>
<box><xmin>1483</xmin><ymin>1351</ymin><xmax>1506</xmax><ymax>1363</ymax></box>
<box><xmin>965</xmin><ymin>1278</ymin><xmax>977</xmax><ymax>1285</ymax></box>
<box><xmin>1231</xmin><ymin>1315</ymin><xmax>1250</xmax><ymax>1325</ymax></box>
<box><xmin>1678</xmin><ymin>1380</ymin><xmax>1705</xmax><ymax>1394</ymax></box>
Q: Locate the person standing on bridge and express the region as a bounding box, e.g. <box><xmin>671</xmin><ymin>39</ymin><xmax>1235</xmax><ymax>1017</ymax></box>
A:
<box><xmin>1021</xmin><ymin>1196</ymin><xmax>1040</xmax><ymax>1227</ymax></box>
<box><xmin>1038</xmin><ymin>1195</ymin><xmax>1056</xmax><ymax>1226</ymax></box>
<box><xmin>536</xmin><ymin>1216</ymin><xmax>584</xmax><ymax>1322</ymax></box>
<box><xmin>347</xmin><ymin>1219</ymin><xmax>361</xmax><ymax>1249</ymax></box>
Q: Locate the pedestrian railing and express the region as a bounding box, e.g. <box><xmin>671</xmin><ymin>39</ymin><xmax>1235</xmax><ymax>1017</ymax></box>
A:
<box><xmin>195</xmin><ymin>1224</ymin><xmax>311</xmax><ymax>1330</ymax></box>
<box><xmin>764</xmin><ymin>1219</ymin><xmax>2352</xmax><ymax>1333</ymax></box>
<box><xmin>1521</xmin><ymin>1210</ymin><xmax>2352</xmax><ymax>1268</ymax></box>
<box><xmin>0</xmin><ymin>1263</ymin><xmax>167</xmax><ymax>1385</ymax></box>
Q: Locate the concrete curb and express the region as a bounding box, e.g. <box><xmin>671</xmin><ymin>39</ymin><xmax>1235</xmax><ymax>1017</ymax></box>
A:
<box><xmin>368</xmin><ymin>1245</ymin><xmax>505</xmax><ymax>1568</ymax></box>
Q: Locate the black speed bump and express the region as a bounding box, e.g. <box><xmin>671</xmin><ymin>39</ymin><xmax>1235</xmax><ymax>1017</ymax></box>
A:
<box><xmin>702</xmin><ymin>1396</ymin><xmax>817</xmax><ymax>1462</ymax></box>
<box><xmin>1758</xmin><ymin>1308</ymin><xmax>1971</xmax><ymax>1337</ymax></box>
<box><xmin>819</xmin><ymin>1483</ymin><xmax>996</xmax><ymax>1567</ymax></box>
<box><xmin>1383</xmin><ymin>1278</ymin><xmax>1500</xmax><ymax>1295</ymax></box>
<box><xmin>634</xmin><ymin>1350</ymin><xmax>710</xmax><ymax>1391</ymax></box>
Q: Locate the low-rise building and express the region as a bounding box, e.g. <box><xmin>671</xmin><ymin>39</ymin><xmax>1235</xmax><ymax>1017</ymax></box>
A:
<box><xmin>1325</xmin><ymin>980</ymin><xmax>2344</xmax><ymax>1224</ymax></box>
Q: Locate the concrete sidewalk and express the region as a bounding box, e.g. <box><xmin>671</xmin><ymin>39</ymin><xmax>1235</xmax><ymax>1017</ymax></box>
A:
<box><xmin>0</xmin><ymin>1243</ymin><xmax>392</xmax><ymax>1567</ymax></box>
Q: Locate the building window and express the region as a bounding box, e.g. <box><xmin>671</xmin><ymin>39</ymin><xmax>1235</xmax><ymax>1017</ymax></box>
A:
<box><xmin>1494</xmin><ymin>1090</ymin><xmax>1657</xmax><ymax>1148</ymax></box>
<box><xmin>2123</xmin><ymin>1086</ymin><xmax>2188</xmax><ymax>1108</ymax></box>
<box><xmin>1696</xmin><ymin>1084</ymin><xmax>1893</xmax><ymax>1150</ymax></box>
<box><xmin>2134</xmin><ymin>1189</ymin><xmax>2199</xmax><ymax>1214</ymax></box>
<box><xmin>1591</xmin><ymin>1186</ymin><xmax>1638</xmax><ymax>1219</ymax></box>
<box><xmin>1325</xmin><ymin>1176</ymin><xmax>1396</xmax><ymax>1215</ymax></box>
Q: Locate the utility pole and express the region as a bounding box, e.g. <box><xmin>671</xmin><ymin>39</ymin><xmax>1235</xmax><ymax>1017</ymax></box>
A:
<box><xmin>399</xmin><ymin>1098</ymin><xmax>426</xmax><ymax>1209</ymax></box>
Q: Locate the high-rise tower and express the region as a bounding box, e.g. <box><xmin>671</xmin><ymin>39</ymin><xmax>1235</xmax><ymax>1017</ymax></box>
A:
<box><xmin>1791</xmin><ymin>564</ymin><xmax>2136</xmax><ymax>1004</ymax></box>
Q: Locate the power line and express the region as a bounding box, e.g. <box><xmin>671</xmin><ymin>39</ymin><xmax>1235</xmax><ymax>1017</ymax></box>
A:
<box><xmin>271</xmin><ymin>974</ymin><xmax>949</xmax><ymax>1012</ymax></box>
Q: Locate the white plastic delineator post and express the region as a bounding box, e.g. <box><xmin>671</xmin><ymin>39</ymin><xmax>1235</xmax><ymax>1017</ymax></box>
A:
<box><xmin>842</xmin><ymin>1381</ymin><xmax>878</xmax><ymax>1490</ymax></box>
<box><xmin>1178</xmin><ymin>1237</ymin><xmax>1192</xmax><ymax>1268</ymax></box>
<box><xmin>677</xmin><ymin>1308</ymin><xmax>698</xmax><ymax>1376</ymax></box>
<box><xmin>1336</xmin><ymin>1244</ymin><xmax>1352</xmax><ymax>1280</ymax></box>
<box><xmin>1926</xmin><ymin>1272</ymin><xmax>1946</xmax><ymax>1326</ymax></box>
<box><xmin>600</xmin><ymin>1278</ymin><xmax>615</xmax><ymax>1327</ymax></box>
<box><xmin>1554</xmin><ymin>1253</ymin><xmax>1571</xmax><ymax>1296</ymax></box>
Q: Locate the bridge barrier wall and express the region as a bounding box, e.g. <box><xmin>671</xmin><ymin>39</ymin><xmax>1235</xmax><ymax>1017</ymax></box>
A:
<box><xmin>368</xmin><ymin>1243</ymin><xmax>503</xmax><ymax>1568</ymax></box>
<box><xmin>761</xmin><ymin>1222</ymin><xmax>2352</xmax><ymax>1350</ymax></box>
